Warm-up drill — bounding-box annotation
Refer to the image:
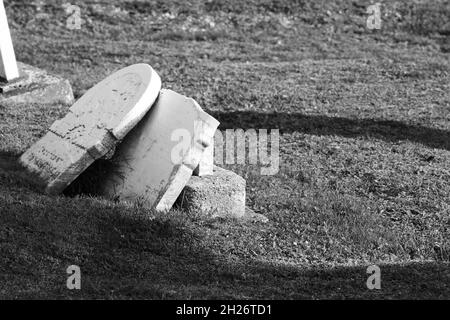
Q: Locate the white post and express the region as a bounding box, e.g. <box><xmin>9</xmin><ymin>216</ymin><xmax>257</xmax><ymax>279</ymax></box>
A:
<box><xmin>0</xmin><ymin>0</ymin><xmax>19</xmax><ymax>81</ymax></box>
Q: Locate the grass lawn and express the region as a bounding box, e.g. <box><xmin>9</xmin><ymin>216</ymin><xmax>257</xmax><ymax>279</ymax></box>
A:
<box><xmin>0</xmin><ymin>0</ymin><xmax>449</xmax><ymax>299</ymax></box>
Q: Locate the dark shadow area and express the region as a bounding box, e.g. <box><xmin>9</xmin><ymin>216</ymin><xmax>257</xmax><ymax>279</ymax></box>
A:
<box><xmin>63</xmin><ymin>159</ymin><xmax>117</xmax><ymax>198</ymax></box>
<box><xmin>0</xmin><ymin>151</ymin><xmax>43</xmax><ymax>192</ymax></box>
<box><xmin>1</xmin><ymin>192</ymin><xmax>449</xmax><ymax>299</ymax></box>
<box><xmin>207</xmin><ymin>110</ymin><xmax>450</xmax><ymax>151</ymax></box>
<box><xmin>0</xmin><ymin>151</ymin><xmax>56</xmax><ymax>194</ymax></box>
<box><xmin>0</xmin><ymin>151</ymin><xmax>20</xmax><ymax>172</ymax></box>
<box><xmin>0</xmin><ymin>198</ymin><xmax>215</xmax><ymax>299</ymax></box>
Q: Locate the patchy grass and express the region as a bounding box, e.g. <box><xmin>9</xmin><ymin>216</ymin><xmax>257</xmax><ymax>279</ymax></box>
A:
<box><xmin>0</xmin><ymin>0</ymin><xmax>449</xmax><ymax>299</ymax></box>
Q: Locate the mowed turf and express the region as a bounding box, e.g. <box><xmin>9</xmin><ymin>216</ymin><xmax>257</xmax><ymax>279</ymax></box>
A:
<box><xmin>0</xmin><ymin>0</ymin><xmax>449</xmax><ymax>299</ymax></box>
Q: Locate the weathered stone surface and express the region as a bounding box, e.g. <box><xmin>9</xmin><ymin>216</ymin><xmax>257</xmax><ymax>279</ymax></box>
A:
<box><xmin>177</xmin><ymin>166</ymin><xmax>269</xmax><ymax>222</ymax></box>
<box><xmin>0</xmin><ymin>62</ymin><xmax>74</xmax><ymax>105</ymax></box>
<box><xmin>0</xmin><ymin>0</ymin><xmax>19</xmax><ymax>81</ymax></box>
<box><xmin>243</xmin><ymin>207</ymin><xmax>269</xmax><ymax>223</ymax></box>
<box><xmin>19</xmin><ymin>63</ymin><xmax>162</xmax><ymax>194</ymax></box>
<box><xmin>98</xmin><ymin>89</ymin><xmax>220</xmax><ymax>212</ymax></box>
<box><xmin>177</xmin><ymin>166</ymin><xmax>245</xmax><ymax>217</ymax></box>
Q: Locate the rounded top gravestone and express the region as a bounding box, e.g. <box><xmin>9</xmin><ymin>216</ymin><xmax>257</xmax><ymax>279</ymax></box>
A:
<box><xmin>20</xmin><ymin>63</ymin><xmax>162</xmax><ymax>194</ymax></box>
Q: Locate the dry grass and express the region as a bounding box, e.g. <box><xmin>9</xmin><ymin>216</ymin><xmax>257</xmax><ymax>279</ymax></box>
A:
<box><xmin>0</xmin><ymin>0</ymin><xmax>449</xmax><ymax>299</ymax></box>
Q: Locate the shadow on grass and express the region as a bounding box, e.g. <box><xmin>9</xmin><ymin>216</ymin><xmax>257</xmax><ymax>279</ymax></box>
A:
<box><xmin>208</xmin><ymin>110</ymin><xmax>450</xmax><ymax>151</ymax></box>
<box><xmin>0</xmin><ymin>181</ymin><xmax>449</xmax><ymax>299</ymax></box>
<box><xmin>0</xmin><ymin>151</ymin><xmax>20</xmax><ymax>171</ymax></box>
<box><xmin>0</xmin><ymin>151</ymin><xmax>43</xmax><ymax>192</ymax></box>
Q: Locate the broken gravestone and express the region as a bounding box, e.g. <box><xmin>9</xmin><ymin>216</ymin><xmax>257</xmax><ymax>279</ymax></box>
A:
<box><xmin>97</xmin><ymin>89</ymin><xmax>220</xmax><ymax>212</ymax></box>
<box><xmin>0</xmin><ymin>0</ymin><xmax>73</xmax><ymax>105</ymax></box>
<box><xmin>19</xmin><ymin>64</ymin><xmax>162</xmax><ymax>194</ymax></box>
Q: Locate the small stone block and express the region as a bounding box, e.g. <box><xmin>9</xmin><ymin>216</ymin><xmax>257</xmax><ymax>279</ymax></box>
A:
<box><xmin>177</xmin><ymin>166</ymin><xmax>248</xmax><ymax>219</ymax></box>
<box><xmin>0</xmin><ymin>62</ymin><xmax>74</xmax><ymax>105</ymax></box>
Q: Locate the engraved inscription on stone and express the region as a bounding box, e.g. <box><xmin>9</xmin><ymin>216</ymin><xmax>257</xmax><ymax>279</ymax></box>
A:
<box><xmin>19</xmin><ymin>64</ymin><xmax>162</xmax><ymax>194</ymax></box>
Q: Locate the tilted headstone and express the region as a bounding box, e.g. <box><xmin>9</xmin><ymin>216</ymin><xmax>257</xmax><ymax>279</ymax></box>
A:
<box><xmin>0</xmin><ymin>0</ymin><xmax>19</xmax><ymax>81</ymax></box>
<box><xmin>98</xmin><ymin>89</ymin><xmax>220</xmax><ymax>212</ymax></box>
<box><xmin>19</xmin><ymin>64</ymin><xmax>162</xmax><ymax>194</ymax></box>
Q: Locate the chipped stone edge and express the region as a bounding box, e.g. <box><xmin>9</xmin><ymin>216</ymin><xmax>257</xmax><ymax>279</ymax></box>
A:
<box><xmin>112</xmin><ymin>64</ymin><xmax>162</xmax><ymax>140</ymax></box>
<box><xmin>154</xmin><ymin>96</ymin><xmax>220</xmax><ymax>212</ymax></box>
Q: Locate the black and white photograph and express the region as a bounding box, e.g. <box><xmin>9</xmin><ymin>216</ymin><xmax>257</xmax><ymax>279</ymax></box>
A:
<box><xmin>0</xmin><ymin>0</ymin><xmax>449</xmax><ymax>304</ymax></box>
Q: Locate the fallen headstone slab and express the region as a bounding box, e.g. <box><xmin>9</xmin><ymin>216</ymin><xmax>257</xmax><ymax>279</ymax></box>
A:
<box><xmin>97</xmin><ymin>89</ymin><xmax>220</xmax><ymax>212</ymax></box>
<box><xmin>176</xmin><ymin>166</ymin><xmax>269</xmax><ymax>222</ymax></box>
<box><xmin>19</xmin><ymin>64</ymin><xmax>162</xmax><ymax>194</ymax></box>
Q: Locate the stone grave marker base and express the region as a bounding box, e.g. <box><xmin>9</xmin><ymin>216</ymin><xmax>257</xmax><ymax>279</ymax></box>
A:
<box><xmin>176</xmin><ymin>166</ymin><xmax>268</xmax><ymax>222</ymax></box>
<box><xmin>0</xmin><ymin>62</ymin><xmax>74</xmax><ymax>105</ymax></box>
